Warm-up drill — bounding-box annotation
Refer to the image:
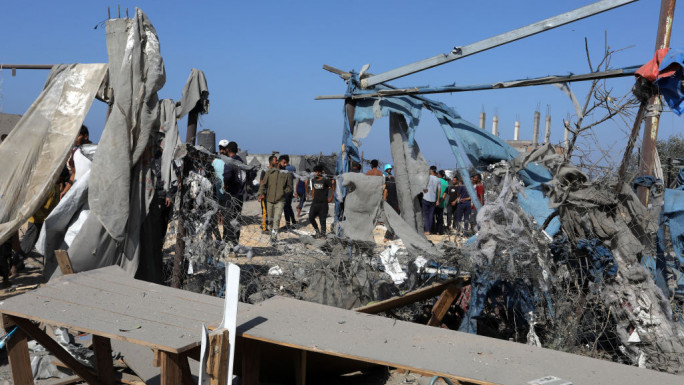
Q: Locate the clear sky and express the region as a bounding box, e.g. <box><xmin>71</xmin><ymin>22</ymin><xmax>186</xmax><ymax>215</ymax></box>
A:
<box><xmin>1</xmin><ymin>0</ymin><xmax>683</xmax><ymax>169</ymax></box>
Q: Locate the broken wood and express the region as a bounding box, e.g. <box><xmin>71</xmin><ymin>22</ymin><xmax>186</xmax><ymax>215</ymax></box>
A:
<box><xmin>9</xmin><ymin>316</ymin><xmax>102</xmax><ymax>385</ymax></box>
<box><xmin>6</xmin><ymin>326</ymin><xmax>33</xmax><ymax>385</ymax></box>
<box><xmin>92</xmin><ymin>335</ymin><xmax>115</xmax><ymax>385</ymax></box>
<box><xmin>54</xmin><ymin>250</ymin><xmax>74</xmax><ymax>275</ymax></box>
<box><xmin>427</xmin><ymin>283</ymin><xmax>462</xmax><ymax>327</ymax></box>
<box><xmin>207</xmin><ymin>328</ymin><xmax>229</xmax><ymax>385</ymax></box>
<box><xmin>355</xmin><ymin>277</ymin><xmax>469</xmax><ymax>314</ymax></box>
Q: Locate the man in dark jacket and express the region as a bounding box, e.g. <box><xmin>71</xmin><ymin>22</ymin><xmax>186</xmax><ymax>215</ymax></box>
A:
<box><xmin>222</xmin><ymin>141</ymin><xmax>247</xmax><ymax>245</ymax></box>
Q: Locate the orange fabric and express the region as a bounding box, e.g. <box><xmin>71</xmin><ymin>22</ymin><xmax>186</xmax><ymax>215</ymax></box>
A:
<box><xmin>636</xmin><ymin>48</ymin><xmax>670</xmax><ymax>82</ymax></box>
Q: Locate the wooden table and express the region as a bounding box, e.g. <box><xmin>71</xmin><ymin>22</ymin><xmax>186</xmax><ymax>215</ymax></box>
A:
<box><xmin>0</xmin><ymin>266</ymin><xmax>228</xmax><ymax>385</ymax></box>
<box><xmin>236</xmin><ymin>296</ymin><xmax>684</xmax><ymax>385</ymax></box>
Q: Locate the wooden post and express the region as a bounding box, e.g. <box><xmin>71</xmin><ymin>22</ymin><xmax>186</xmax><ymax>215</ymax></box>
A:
<box><xmin>241</xmin><ymin>339</ymin><xmax>261</xmax><ymax>385</ymax></box>
<box><xmin>92</xmin><ymin>335</ymin><xmax>115</xmax><ymax>385</ymax></box>
<box><xmin>206</xmin><ymin>329</ymin><xmax>230</xmax><ymax>385</ymax></box>
<box><xmin>5</xmin><ymin>326</ymin><xmax>34</xmax><ymax>385</ymax></box>
<box><xmin>160</xmin><ymin>352</ymin><xmax>183</xmax><ymax>385</ymax></box>
<box><xmin>294</xmin><ymin>350</ymin><xmax>307</xmax><ymax>385</ymax></box>
<box><xmin>54</xmin><ymin>250</ymin><xmax>74</xmax><ymax>275</ymax></box>
<box><xmin>637</xmin><ymin>0</ymin><xmax>676</xmax><ymax>206</ymax></box>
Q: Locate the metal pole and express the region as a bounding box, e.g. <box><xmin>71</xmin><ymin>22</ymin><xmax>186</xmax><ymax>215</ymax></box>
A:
<box><xmin>637</xmin><ymin>0</ymin><xmax>676</xmax><ymax>206</ymax></box>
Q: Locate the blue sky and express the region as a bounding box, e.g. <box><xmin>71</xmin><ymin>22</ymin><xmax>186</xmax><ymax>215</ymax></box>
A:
<box><xmin>1</xmin><ymin>0</ymin><xmax>682</xmax><ymax>168</ymax></box>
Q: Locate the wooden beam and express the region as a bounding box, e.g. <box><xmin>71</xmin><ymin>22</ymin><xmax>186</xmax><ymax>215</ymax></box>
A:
<box><xmin>160</xmin><ymin>352</ymin><xmax>183</xmax><ymax>385</ymax></box>
<box><xmin>6</xmin><ymin>326</ymin><xmax>34</xmax><ymax>385</ymax></box>
<box><xmin>92</xmin><ymin>335</ymin><xmax>115</xmax><ymax>385</ymax></box>
<box><xmin>54</xmin><ymin>250</ymin><xmax>74</xmax><ymax>275</ymax></box>
<box><xmin>241</xmin><ymin>339</ymin><xmax>261</xmax><ymax>385</ymax></box>
<box><xmin>361</xmin><ymin>0</ymin><xmax>637</xmax><ymax>88</ymax></box>
<box><xmin>9</xmin><ymin>316</ymin><xmax>102</xmax><ymax>385</ymax></box>
<box><xmin>427</xmin><ymin>284</ymin><xmax>462</xmax><ymax>327</ymax></box>
<box><xmin>294</xmin><ymin>350</ymin><xmax>307</xmax><ymax>385</ymax></box>
<box><xmin>355</xmin><ymin>277</ymin><xmax>469</xmax><ymax>314</ymax></box>
<box><xmin>207</xmin><ymin>329</ymin><xmax>229</xmax><ymax>385</ymax></box>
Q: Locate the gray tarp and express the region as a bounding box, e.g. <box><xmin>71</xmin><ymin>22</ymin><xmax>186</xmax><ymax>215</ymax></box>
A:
<box><xmin>389</xmin><ymin>113</ymin><xmax>428</xmax><ymax>233</ymax></box>
<box><xmin>58</xmin><ymin>9</ymin><xmax>165</xmax><ymax>279</ymax></box>
<box><xmin>0</xmin><ymin>63</ymin><xmax>107</xmax><ymax>244</ymax></box>
<box><xmin>89</xmin><ymin>8</ymin><xmax>165</xmax><ymax>242</ymax></box>
<box><xmin>176</xmin><ymin>69</ymin><xmax>209</xmax><ymax>119</ymax></box>
<box><xmin>339</xmin><ymin>173</ymin><xmax>384</xmax><ymax>241</ymax></box>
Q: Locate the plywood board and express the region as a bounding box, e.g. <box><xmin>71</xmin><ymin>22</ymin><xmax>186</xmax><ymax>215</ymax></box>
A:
<box><xmin>0</xmin><ymin>266</ymin><xmax>250</xmax><ymax>354</ymax></box>
<box><xmin>235</xmin><ymin>296</ymin><xmax>682</xmax><ymax>385</ymax></box>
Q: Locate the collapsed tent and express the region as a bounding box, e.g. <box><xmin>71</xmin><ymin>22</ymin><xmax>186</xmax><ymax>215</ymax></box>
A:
<box><xmin>0</xmin><ymin>63</ymin><xmax>107</xmax><ymax>245</ymax></box>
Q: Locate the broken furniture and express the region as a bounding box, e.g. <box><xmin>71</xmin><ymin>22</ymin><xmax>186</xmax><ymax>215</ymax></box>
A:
<box><xmin>237</xmin><ymin>296</ymin><xmax>682</xmax><ymax>385</ymax></box>
<box><xmin>0</xmin><ymin>266</ymin><xmax>226</xmax><ymax>385</ymax></box>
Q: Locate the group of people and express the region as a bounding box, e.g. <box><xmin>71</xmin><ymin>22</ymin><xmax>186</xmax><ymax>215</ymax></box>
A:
<box><xmin>423</xmin><ymin>166</ymin><xmax>484</xmax><ymax>236</ymax></box>
<box><xmin>211</xmin><ymin>141</ymin><xmax>336</xmax><ymax>244</ymax></box>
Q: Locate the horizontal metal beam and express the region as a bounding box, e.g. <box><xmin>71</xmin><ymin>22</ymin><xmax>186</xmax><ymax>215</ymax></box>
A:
<box><xmin>360</xmin><ymin>0</ymin><xmax>638</xmax><ymax>88</ymax></box>
<box><xmin>316</xmin><ymin>65</ymin><xmax>641</xmax><ymax>100</ymax></box>
<box><xmin>0</xmin><ymin>64</ymin><xmax>55</xmax><ymax>77</ymax></box>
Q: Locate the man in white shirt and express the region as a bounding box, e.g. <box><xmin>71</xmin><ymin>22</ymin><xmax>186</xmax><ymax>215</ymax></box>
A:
<box><xmin>422</xmin><ymin>166</ymin><xmax>441</xmax><ymax>234</ymax></box>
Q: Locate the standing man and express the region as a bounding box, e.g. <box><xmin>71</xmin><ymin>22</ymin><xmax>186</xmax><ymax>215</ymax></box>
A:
<box><xmin>365</xmin><ymin>159</ymin><xmax>383</xmax><ymax>176</ymax></box>
<box><xmin>383</xmin><ymin>164</ymin><xmax>400</xmax><ymax>242</ymax></box>
<box><xmin>446</xmin><ymin>176</ymin><xmax>460</xmax><ymax>232</ymax></box>
<box><xmin>61</xmin><ymin>125</ymin><xmax>92</xmax><ymax>198</ymax></box>
<box><xmin>309</xmin><ymin>165</ymin><xmax>334</xmax><ymax>238</ymax></box>
<box><xmin>259</xmin><ymin>155</ymin><xmax>277</xmax><ymax>233</ymax></box>
<box><xmin>296</xmin><ymin>169</ymin><xmax>310</xmax><ymax>219</ymax></box>
<box><xmin>422</xmin><ymin>166</ymin><xmax>441</xmax><ymax>235</ymax></box>
<box><xmin>222</xmin><ymin>141</ymin><xmax>247</xmax><ymax>246</ymax></box>
<box><xmin>282</xmin><ymin>155</ymin><xmax>297</xmax><ymax>229</ymax></box>
<box><xmin>210</xmin><ymin>140</ymin><xmax>229</xmax><ymax>241</ymax></box>
<box><xmin>433</xmin><ymin>170</ymin><xmax>449</xmax><ymax>235</ymax></box>
<box><xmin>257</xmin><ymin>155</ymin><xmax>293</xmax><ymax>243</ymax></box>
<box><xmin>470</xmin><ymin>173</ymin><xmax>485</xmax><ymax>230</ymax></box>
<box><xmin>455</xmin><ymin>179</ymin><xmax>472</xmax><ymax>234</ymax></box>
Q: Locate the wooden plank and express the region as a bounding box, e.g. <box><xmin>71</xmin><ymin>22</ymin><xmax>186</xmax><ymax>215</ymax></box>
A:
<box><xmin>427</xmin><ymin>284</ymin><xmax>462</xmax><ymax>327</ymax></box>
<box><xmin>10</xmin><ymin>316</ymin><xmax>102</xmax><ymax>385</ymax></box>
<box><xmin>361</xmin><ymin>0</ymin><xmax>637</xmax><ymax>88</ymax></box>
<box><xmin>179</xmin><ymin>355</ymin><xmax>195</xmax><ymax>385</ymax></box>
<box><xmin>112</xmin><ymin>340</ymin><xmax>200</xmax><ymax>385</ymax></box>
<box><xmin>93</xmin><ymin>335</ymin><xmax>115</xmax><ymax>385</ymax></box>
<box><xmin>207</xmin><ymin>329</ymin><xmax>229</xmax><ymax>385</ymax></box>
<box><xmin>355</xmin><ymin>277</ymin><xmax>468</xmax><ymax>314</ymax></box>
<box><xmin>0</xmin><ymin>292</ymin><xmax>195</xmax><ymax>353</ymax></box>
<box><xmin>54</xmin><ymin>250</ymin><xmax>74</xmax><ymax>275</ymax></box>
<box><xmin>241</xmin><ymin>339</ymin><xmax>260</xmax><ymax>385</ymax></box>
<box><xmin>294</xmin><ymin>350</ymin><xmax>307</xmax><ymax>385</ymax></box>
<box><xmin>6</xmin><ymin>326</ymin><xmax>34</xmax><ymax>385</ymax></box>
<box><xmin>235</xmin><ymin>296</ymin><xmax>682</xmax><ymax>385</ymax></box>
<box><xmin>153</xmin><ymin>349</ymin><xmax>161</xmax><ymax>367</ymax></box>
<box><xmin>160</xmin><ymin>352</ymin><xmax>182</xmax><ymax>385</ymax></box>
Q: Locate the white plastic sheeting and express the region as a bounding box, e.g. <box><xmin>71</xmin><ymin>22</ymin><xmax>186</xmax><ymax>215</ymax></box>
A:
<box><xmin>0</xmin><ymin>63</ymin><xmax>107</xmax><ymax>245</ymax></box>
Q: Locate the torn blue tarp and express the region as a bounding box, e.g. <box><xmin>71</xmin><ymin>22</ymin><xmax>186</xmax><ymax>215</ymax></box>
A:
<box><xmin>656</xmin><ymin>48</ymin><xmax>684</xmax><ymax>116</ymax></box>
<box><xmin>658</xmin><ymin>188</ymin><xmax>684</xmax><ymax>298</ymax></box>
<box><xmin>342</xmin><ymin>78</ymin><xmax>556</xmax><ymax>225</ymax></box>
<box><xmin>576</xmin><ymin>238</ymin><xmax>618</xmax><ymax>284</ymax></box>
<box><xmin>633</xmin><ymin>175</ymin><xmax>661</xmax><ymax>191</ymax></box>
<box><xmin>458</xmin><ymin>269</ymin><xmax>536</xmax><ymax>334</ymax></box>
<box><xmin>517</xmin><ymin>188</ymin><xmax>560</xmax><ymax>236</ymax></box>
